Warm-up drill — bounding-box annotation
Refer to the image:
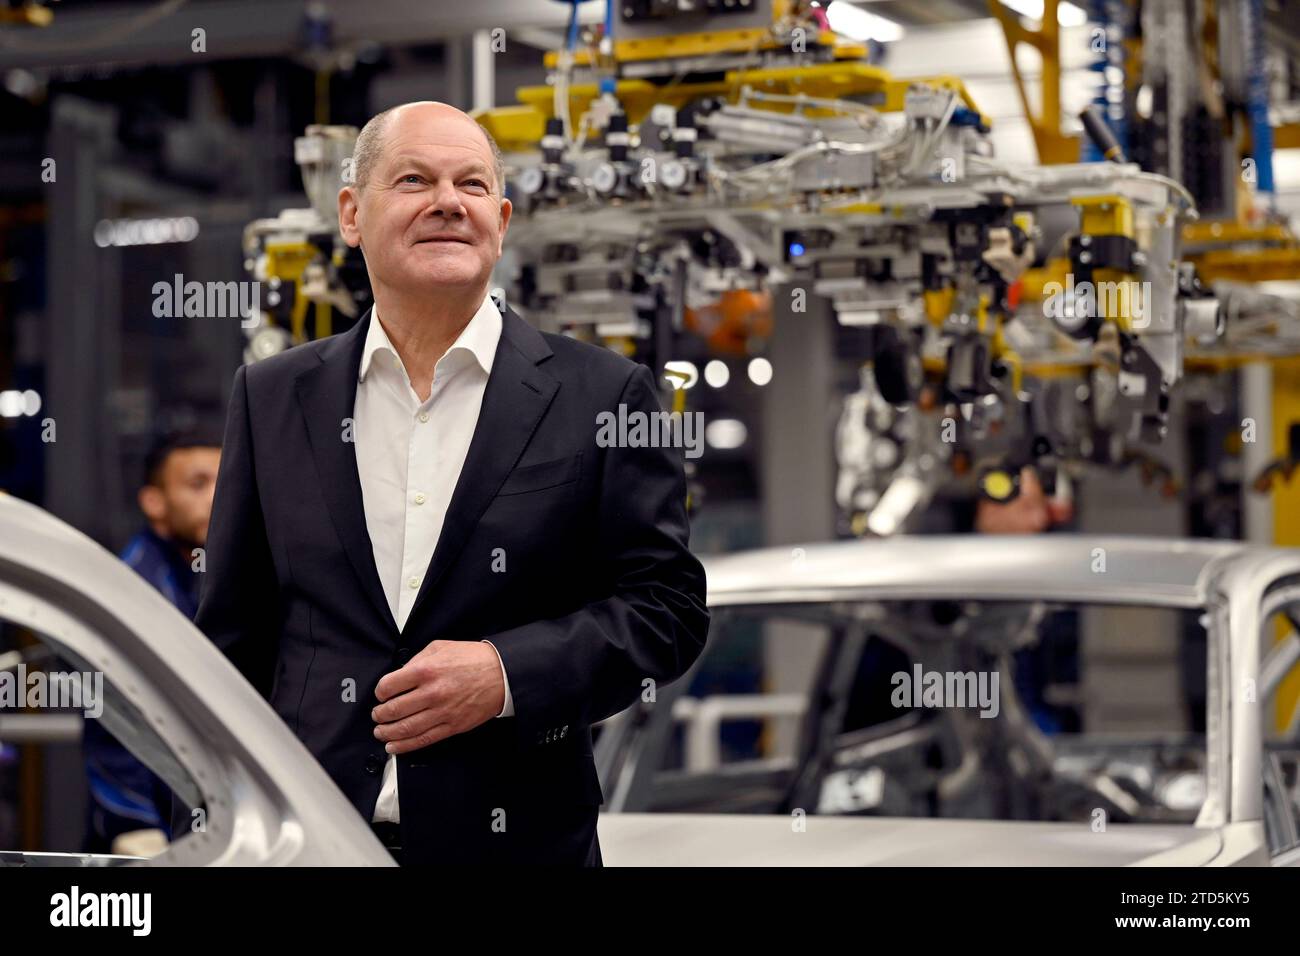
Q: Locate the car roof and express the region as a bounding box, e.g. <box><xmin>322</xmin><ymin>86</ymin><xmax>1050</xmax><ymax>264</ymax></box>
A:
<box><xmin>701</xmin><ymin>534</ymin><xmax>1247</xmax><ymax>608</ymax></box>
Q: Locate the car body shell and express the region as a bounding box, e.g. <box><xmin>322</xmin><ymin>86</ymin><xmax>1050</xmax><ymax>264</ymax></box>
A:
<box><xmin>596</xmin><ymin>535</ymin><xmax>1300</xmax><ymax>866</ymax></box>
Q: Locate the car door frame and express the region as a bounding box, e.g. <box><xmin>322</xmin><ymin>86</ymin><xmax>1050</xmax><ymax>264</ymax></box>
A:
<box><xmin>0</xmin><ymin>493</ymin><xmax>393</xmax><ymax>866</ymax></box>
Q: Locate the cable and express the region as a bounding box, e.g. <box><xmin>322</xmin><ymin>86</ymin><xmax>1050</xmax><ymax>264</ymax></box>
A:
<box><xmin>717</xmin><ymin>137</ymin><xmax>905</xmax><ymax>199</ymax></box>
<box><xmin>565</xmin><ymin>0</ymin><xmax>581</xmax><ymax>52</ymax></box>
<box><xmin>901</xmin><ymin>90</ymin><xmax>958</xmax><ymax>178</ymax></box>
<box><xmin>739</xmin><ymin>87</ymin><xmax>883</xmax><ymax>126</ymax></box>
<box><xmin>1116</xmin><ymin>170</ymin><xmax>1199</xmax><ymax>217</ymax></box>
<box><xmin>965</xmin><ymin>154</ymin><xmax>1198</xmax><ymax>216</ymax></box>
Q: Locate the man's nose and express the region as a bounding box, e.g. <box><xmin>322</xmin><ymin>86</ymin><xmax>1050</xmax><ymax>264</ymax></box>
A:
<box><xmin>423</xmin><ymin>178</ymin><xmax>465</xmax><ymax>218</ymax></box>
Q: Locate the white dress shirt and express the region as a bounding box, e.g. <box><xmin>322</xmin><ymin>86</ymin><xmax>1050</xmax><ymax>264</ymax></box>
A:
<box><xmin>353</xmin><ymin>293</ymin><xmax>513</xmax><ymax>824</ymax></box>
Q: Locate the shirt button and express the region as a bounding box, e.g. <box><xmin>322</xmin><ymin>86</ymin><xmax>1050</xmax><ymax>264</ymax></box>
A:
<box><xmin>413</xmin><ymin>492</ymin><xmax>426</xmax><ymax>505</ymax></box>
<box><xmin>408</xmin><ymin>576</ymin><xmax>419</xmax><ymax>589</ymax></box>
<box><xmin>418</xmin><ymin>412</ymin><xmax>429</xmax><ymax>423</ymax></box>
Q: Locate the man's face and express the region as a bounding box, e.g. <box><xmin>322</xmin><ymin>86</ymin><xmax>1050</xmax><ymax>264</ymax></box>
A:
<box><xmin>338</xmin><ymin>104</ymin><xmax>511</xmax><ymax>298</ymax></box>
<box><xmin>141</xmin><ymin>447</ymin><xmax>221</xmax><ymax>548</ymax></box>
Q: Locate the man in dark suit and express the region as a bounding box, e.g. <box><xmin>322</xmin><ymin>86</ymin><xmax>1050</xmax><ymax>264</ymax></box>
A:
<box><xmin>193</xmin><ymin>101</ymin><xmax>709</xmax><ymax>865</ymax></box>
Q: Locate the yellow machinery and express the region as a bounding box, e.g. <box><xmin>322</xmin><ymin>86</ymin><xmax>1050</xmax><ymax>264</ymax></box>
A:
<box><xmin>466</xmin><ymin>0</ymin><xmax>1231</xmax><ymax>537</ymax></box>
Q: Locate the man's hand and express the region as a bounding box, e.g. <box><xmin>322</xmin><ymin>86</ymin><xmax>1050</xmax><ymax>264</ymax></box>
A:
<box><xmin>975</xmin><ymin>466</ymin><xmax>1074</xmax><ymax>534</ymax></box>
<box><xmin>372</xmin><ymin>639</ymin><xmax>506</xmax><ymax>754</ymax></box>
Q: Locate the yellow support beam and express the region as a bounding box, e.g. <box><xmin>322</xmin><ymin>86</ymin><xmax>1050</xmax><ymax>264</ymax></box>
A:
<box><xmin>1183</xmin><ymin>221</ymin><xmax>1295</xmax><ymax>246</ymax></box>
<box><xmin>988</xmin><ymin>0</ymin><xmax>1080</xmax><ymax>164</ymax></box>
<box><xmin>1182</xmin><ymin>220</ymin><xmax>1300</xmax><ymax>283</ymax></box>
<box><xmin>541</xmin><ymin>0</ymin><xmax>867</xmax><ymax>69</ymax></box>
<box><xmin>1274</xmin><ymin>123</ymin><xmax>1300</xmax><ymax>150</ymax></box>
<box><xmin>1272</xmin><ymin>356</ymin><xmax>1300</xmax><ymax>733</ymax></box>
<box><xmin>1187</xmin><ymin>248</ymin><xmax>1300</xmax><ymax>284</ymax></box>
<box><xmin>543</xmin><ymin>25</ymin><xmax>866</xmax><ymax>67</ymax></box>
<box><xmin>486</xmin><ymin>62</ymin><xmax>992</xmax><ymax>153</ymax></box>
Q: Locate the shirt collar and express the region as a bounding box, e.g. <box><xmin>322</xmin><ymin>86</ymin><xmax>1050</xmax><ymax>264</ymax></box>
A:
<box><xmin>358</xmin><ymin>292</ymin><xmax>502</xmax><ymax>384</ymax></box>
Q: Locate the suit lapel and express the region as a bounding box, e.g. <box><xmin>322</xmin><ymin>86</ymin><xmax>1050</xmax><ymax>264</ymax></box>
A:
<box><xmin>293</xmin><ymin>302</ymin><xmax>558</xmax><ymax>638</ymax></box>
<box><xmin>295</xmin><ymin>308</ymin><xmax>400</xmax><ymax>635</ymax></box>
<box><xmin>405</xmin><ymin>304</ymin><xmax>558</xmax><ymax>628</ymax></box>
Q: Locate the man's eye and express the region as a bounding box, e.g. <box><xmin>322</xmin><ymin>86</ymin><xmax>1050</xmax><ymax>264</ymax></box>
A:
<box><xmin>399</xmin><ymin>174</ymin><xmax>423</xmax><ymax>184</ymax></box>
<box><xmin>463</xmin><ymin>179</ymin><xmax>487</xmax><ymax>190</ymax></box>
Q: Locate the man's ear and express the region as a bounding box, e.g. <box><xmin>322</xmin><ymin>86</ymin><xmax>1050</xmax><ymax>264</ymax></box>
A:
<box><xmin>338</xmin><ymin>186</ymin><xmax>362</xmax><ymax>248</ymax></box>
<box><xmin>138</xmin><ymin>485</ymin><xmax>166</xmax><ymax>524</ymax></box>
<box><xmin>496</xmin><ymin>197</ymin><xmax>512</xmax><ymax>257</ymax></box>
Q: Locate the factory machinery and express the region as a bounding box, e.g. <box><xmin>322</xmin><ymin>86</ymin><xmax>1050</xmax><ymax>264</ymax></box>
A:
<box><xmin>243</xmin><ymin>0</ymin><xmax>1300</xmax><ymax>536</ymax></box>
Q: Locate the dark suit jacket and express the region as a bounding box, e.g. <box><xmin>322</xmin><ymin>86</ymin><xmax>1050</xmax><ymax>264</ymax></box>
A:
<box><xmin>191</xmin><ymin>301</ymin><xmax>709</xmax><ymax>864</ymax></box>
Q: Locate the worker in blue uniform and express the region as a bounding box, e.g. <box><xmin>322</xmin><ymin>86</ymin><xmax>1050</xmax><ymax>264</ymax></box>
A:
<box><xmin>82</xmin><ymin>430</ymin><xmax>220</xmax><ymax>854</ymax></box>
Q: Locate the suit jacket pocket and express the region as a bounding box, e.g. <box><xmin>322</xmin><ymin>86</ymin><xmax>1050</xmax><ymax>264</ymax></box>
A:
<box><xmin>496</xmin><ymin>452</ymin><xmax>582</xmax><ymax>497</ymax></box>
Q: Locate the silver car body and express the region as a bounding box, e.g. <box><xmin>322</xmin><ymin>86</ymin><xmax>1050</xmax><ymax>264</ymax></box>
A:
<box><xmin>598</xmin><ymin>536</ymin><xmax>1300</xmax><ymax>866</ymax></box>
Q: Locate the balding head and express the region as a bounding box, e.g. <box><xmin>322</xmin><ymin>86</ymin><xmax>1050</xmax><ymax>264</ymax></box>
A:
<box><xmin>337</xmin><ymin>100</ymin><xmax>513</xmax><ymax>306</ymax></box>
<box><xmin>351</xmin><ymin>101</ymin><xmax>505</xmax><ymax>196</ymax></box>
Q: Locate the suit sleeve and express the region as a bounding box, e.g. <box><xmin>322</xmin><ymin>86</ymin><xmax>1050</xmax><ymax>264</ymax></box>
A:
<box><xmin>194</xmin><ymin>364</ymin><xmax>282</xmax><ymax>697</ymax></box>
<box><xmin>486</xmin><ymin>362</ymin><xmax>710</xmax><ymax>744</ymax></box>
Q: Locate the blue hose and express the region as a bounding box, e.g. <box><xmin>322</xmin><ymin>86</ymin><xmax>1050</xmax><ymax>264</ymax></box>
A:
<box><xmin>1082</xmin><ymin>0</ymin><xmax>1128</xmax><ymax>164</ymax></box>
<box><xmin>1246</xmin><ymin>0</ymin><xmax>1276</xmax><ymax>201</ymax></box>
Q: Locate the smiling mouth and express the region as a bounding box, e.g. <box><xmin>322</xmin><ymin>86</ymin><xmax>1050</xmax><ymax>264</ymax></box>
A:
<box><xmin>416</xmin><ymin>237</ymin><xmax>469</xmax><ymax>244</ymax></box>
